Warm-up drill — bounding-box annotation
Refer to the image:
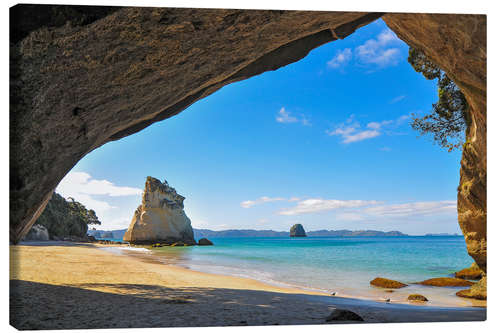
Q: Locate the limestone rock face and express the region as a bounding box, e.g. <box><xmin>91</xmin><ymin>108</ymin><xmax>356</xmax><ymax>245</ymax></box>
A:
<box><xmin>290</xmin><ymin>224</ymin><xmax>307</xmax><ymax>237</ymax></box>
<box><xmin>123</xmin><ymin>177</ymin><xmax>195</xmax><ymax>245</ymax></box>
<box><xmin>22</xmin><ymin>224</ymin><xmax>49</xmax><ymax>241</ymax></box>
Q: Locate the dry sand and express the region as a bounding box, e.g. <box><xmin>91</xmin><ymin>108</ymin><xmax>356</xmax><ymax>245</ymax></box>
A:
<box><xmin>9</xmin><ymin>242</ymin><xmax>486</xmax><ymax>330</ymax></box>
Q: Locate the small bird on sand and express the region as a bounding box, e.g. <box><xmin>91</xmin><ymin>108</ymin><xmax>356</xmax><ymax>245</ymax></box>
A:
<box><xmin>331</xmin><ymin>292</ymin><xmax>337</xmax><ymax>296</ymax></box>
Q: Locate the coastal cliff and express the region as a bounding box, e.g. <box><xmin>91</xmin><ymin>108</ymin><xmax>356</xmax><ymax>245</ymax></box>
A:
<box><xmin>123</xmin><ymin>177</ymin><xmax>195</xmax><ymax>245</ymax></box>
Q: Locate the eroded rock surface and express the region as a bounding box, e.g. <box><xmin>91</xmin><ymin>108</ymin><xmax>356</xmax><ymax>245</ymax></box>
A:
<box><xmin>456</xmin><ymin>276</ymin><xmax>487</xmax><ymax>300</ymax></box>
<box><xmin>123</xmin><ymin>177</ymin><xmax>195</xmax><ymax>245</ymax></box>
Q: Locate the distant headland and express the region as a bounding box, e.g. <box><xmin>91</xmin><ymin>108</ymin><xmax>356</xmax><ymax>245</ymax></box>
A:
<box><xmin>89</xmin><ymin>228</ymin><xmax>413</xmax><ymax>240</ymax></box>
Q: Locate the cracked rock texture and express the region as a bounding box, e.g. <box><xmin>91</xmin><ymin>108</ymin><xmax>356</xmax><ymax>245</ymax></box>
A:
<box><xmin>123</xmin><ymin>177</ymin><xmax>195</xmax><ymax>245</ymax></box>
<box><xmin>10</xmin><ymin>7</ymin><xmax>486</xmax><ymax>298</ymax></box>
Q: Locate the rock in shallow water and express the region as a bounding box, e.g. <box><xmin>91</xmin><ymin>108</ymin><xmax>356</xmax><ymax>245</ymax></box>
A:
<box><xmin>370</xmin><ymin>277</ymin><xmax>407</xmax><ymax>289</ymax></box>
<box><xmin>418</xmin><ymin>277</ymin><xmax>473</xmax><ymax>287</ymax></box>
<box><xmin>123</xmin><ymin>177</ymin><xmax>195</xmax><ymax>245</ymax></box>
<box><xmin>407</xmin><ymin>294</ymin><xmax>428</xmax><ymax>302</ymax></box>
<box><xmin>456</xmin><ymin>276</ymin><xmax>487</xmax><ymax>300</ymax></box>
<box><xmin>198</xmin><ymin>238</ymin><xmax>213</xmax><ymax>246</ymax></box>
<box><xmin>326</xmin><ymin>309</ymin><xmax>364</xmax><ymax>322</ymax></box>
<box><xmin>455</xmin><ymin>262</ymin><xmax>483</xmax><ymax>280</ymax></box>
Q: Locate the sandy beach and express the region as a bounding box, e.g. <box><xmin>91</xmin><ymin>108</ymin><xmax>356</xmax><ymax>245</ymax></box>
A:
<box><xmin>10</xmin><ymin>242</ymin><xmax>486</xmax><ymax>330</ymax></box>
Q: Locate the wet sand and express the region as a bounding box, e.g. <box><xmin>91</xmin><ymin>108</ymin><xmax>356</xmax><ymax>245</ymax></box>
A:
<box><xmin>9</xmin><ymin>242</ymin><xmax>486</xmax><ymax>330</ymax></box>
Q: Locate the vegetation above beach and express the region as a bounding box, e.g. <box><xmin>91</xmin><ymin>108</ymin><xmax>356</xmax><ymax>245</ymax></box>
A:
<box><xmin>35</xmin><ymin>192</ymin><xmax>101</xmax><ymax>238</ymax></box>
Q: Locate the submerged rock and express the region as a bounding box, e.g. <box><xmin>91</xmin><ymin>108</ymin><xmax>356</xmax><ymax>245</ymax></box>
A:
<box><xmin>456</xmin><ymin>276</ymin><xmax>487</xmax><ymax>300</ymax></box>
<box><xmin>123</xmin><ymin>177</ymin><xmax>195</xmax><ymax>245</ymax></box>
<box><xmin>22</xmin><ymin>224</ymin><xmax>49</xmax><ymax>241</ymax></box>
<box><xmin>418</xmin><ymin>277</ymin><xmax>473</xmax><ymax>287</ymax></box>
<box><xmin>370</xmin><ymin>277</ymin><xmax>407</xmax><ymax>289</ymax></box>
<box><xmin>326</xmin><ymin>309</ymin><xmax>364</xmax><ymax>322</ymax></box>
<box><xmin>407</xmin><ymin>294</ymin><xmax>428</xmax><ymax>302</ymax></box>
<box><xmin>198</xmin><ymin>238</ymin><xmax>213</xmax><ymax>246</ymax></box>
<box><xmin>455</xmin><ymin>262</ymin><xmax>483</xmax><ymax>280</ymax></box>
<box><xmin>289</xmin><ymin>224</ymin><xmax>307</xmax><ymax>237</ymax></box>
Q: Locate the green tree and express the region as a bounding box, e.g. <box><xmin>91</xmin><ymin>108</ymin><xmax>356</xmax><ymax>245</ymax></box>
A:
<box><xmin>34</xmin><ymin>193</ymin><xmax>101</xmax><ymax>238</ymax></box>
<box><xmin>408</xmin><ymin>47</ymin><xmax>469</xmax><ymax>152</ymax></box>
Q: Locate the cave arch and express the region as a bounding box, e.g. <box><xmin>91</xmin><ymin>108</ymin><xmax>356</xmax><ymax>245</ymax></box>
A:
<box><xmin>10</xmin><ymin>7</ymin><xmax>485</xmax><ymax>275</ymax></box>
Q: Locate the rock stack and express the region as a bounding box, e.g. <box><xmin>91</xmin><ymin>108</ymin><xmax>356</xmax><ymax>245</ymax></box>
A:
<box><xmin>290</xmin><ymin>224</ymin><xmax>307</xmax><ymax>237</ymax></box>
<box><xmin>123</xmin><ymin>177</ymin><xmax>195</xmax><ymax>245</ymax></box>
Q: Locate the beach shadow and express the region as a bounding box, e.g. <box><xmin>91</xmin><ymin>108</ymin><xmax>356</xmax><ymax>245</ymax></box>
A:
<box><xmin>17</xmin><ymin>241</ymin><xmax>99</xmax><ymax>247</ymax></box>
<box><xmin>10</xmin><ymin>280</ymin><xmax>486</xmax><ymax>330</ymax></box>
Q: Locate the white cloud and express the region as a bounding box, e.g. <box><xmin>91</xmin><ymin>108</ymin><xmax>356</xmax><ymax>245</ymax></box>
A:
<box><xmin>327</xmin><ymin>115</ymin><xmax>410</xmax><ymax>144</ymax></box>
<box><xmin>326</xmin><ymin>118</ymin><xmax>380</xmax><ymax>144</ymax></box>
<box><xmin>327</xmin><ymin>48</ymin><xmax>352</xmax><ymax>68</ymax></box>
<box><xmin>336</xmin><ymin>212</ymin><xmax>364</xmax><ymax>221</ymax></box>
<box><xmin>276</xmin><ymin>107</ymin><xmax>298</xmax><ymax>123</ymax></box>
<box><xmin>56</xmin><ymin>171</ymin><xmax>142</xmax><ymax>219</ymax></box>
<box><xmin>276</xmin><ymin>107</ymin><xmax>310</xmax><ymax>126</ymax></box>
<box><xmin>363</xmin><ymin>201</ymin><xmax>457</xmax><ymax>217</ymax></box>
<box><xmin>367</xmin><ymin>120</ymin><xmax>393</xmax><ymax>130</ymax></box>
<box><xmin>342</xmin><ymin>130</ymin><xmax>380</xmax><ymax>143</ymax></box>
<box><xmin>390</xmin><ymin>95</ymin><xmax>406</xmax><ymax>104</ymax></box>
<box><xmin>355</xmin><ymin>29</ymin><xmax>404</xmax><ymax>68</ymax></box>
<box><xmin>396</xmin><ymin>114</ymin><xmax>411</xmax><ymax>125</ymax></box>
<box><xmin>58</xmin><ymin>172</ymin><xmax>142</xmax><ymax>197</ymax></box>
<box><xmin>278</xmin><ymin>199</ymin><xmax>381</xmax><ymax>216</ymax></box>
<box><xmin>240</xmin><ymin>196</ymin><xmax>286</xmax><ymax>208</ymax></box>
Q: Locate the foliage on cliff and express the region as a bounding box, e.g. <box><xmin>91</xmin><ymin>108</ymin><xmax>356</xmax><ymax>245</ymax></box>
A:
<box><xmin>35</xmin><ymin>192</ymin><xmax>101</xmax><ymax>238</ymax></box>
<box><xmin>408</xmin><ymin>47</ymin><xmax>469</xmax><ymax>152</ymax></box>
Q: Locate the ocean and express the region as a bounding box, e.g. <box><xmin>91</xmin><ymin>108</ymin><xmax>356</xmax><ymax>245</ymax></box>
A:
<box><xmin>105</xmin><ymin>236</ymin><xmax>481</xmax><ymax>307</ymax></box>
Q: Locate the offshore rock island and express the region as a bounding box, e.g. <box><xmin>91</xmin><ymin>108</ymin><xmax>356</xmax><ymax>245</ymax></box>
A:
<box><xmin>290</xmin><ymin>224</ymin><xmax>307</xmax><ymax>237</ymax></box>
<box><xmin>123</xmin><ymin>177</ymin><xmax>196</xmax><ymax>245</ymax></box>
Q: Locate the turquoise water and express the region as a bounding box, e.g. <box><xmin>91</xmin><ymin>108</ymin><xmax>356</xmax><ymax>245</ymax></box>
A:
<box><xmin>141</xmin><ymin>236</ymin><xmax>479</xmax><ymax>307</ymax></box>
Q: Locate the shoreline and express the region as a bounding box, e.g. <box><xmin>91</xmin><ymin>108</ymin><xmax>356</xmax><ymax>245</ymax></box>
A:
<box><xmin>10</xmin><ymin>241</ymin><xmax>486</xmax><ymax>329</ymax></box>
<box><xmin>108</xmin><ymin>243</ymin><xmax>486</xmax><ymax>308</ymax></box>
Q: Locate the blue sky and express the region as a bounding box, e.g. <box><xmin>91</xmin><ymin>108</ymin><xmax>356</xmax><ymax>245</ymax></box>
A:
<box><xmin>57</xmin><ymin>18</ymin><xmax>462</xmax><ymax>235</ymax></box>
